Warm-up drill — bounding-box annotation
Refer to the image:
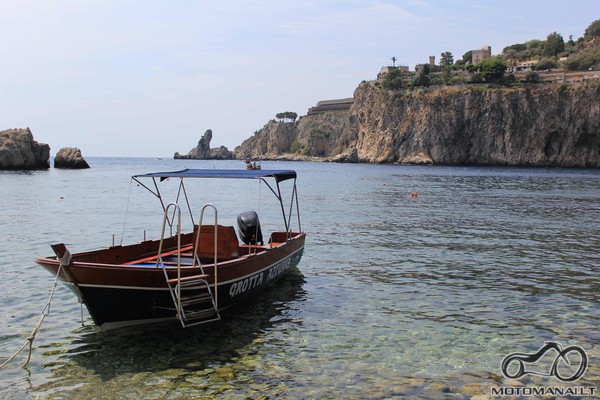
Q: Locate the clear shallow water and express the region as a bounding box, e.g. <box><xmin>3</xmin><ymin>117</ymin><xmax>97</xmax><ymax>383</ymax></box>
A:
<box><xmin>0</xmin><ymin>158</ymin><xmax>599</xmax><ymax>399</ymax></box>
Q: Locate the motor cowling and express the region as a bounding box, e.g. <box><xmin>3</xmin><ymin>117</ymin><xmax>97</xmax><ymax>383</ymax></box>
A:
<box><xmin>237</xmin><ymin>211</ymin><xmax>263</xmax><ymax>245</ymax></box>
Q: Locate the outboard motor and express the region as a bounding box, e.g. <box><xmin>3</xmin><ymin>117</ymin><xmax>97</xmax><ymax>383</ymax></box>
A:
<box><xmin>237</xmin><ymin>211</ymin><xmax>263</xmax><ymax>245</ymax></box>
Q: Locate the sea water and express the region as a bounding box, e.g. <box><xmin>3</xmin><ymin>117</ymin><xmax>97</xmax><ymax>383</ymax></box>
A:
<box><xmin>0</xmin><ymin>158</ymin><xmax>598</xmax><ymax>399</ymax></box>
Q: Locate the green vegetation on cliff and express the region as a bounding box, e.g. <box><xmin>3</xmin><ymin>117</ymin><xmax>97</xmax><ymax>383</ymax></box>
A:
<box><xmin>276</xmin><ymin>112</ymin><xmax>298</xmax><ymax>122</ymax></box>
<box><xmin>478</xmin><ymin>58</ymin><xmax>508</xmax><ymax>83</ymax></box>
<box><xmin>501</xmin><ymin>19</ymin><xmax>600</xmax><ymax>70</ymax></box>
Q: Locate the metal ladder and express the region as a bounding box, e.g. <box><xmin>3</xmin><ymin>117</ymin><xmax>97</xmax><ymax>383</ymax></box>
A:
<box><xmin>156</xmin><ymin>203</ymin><xmax>221</xmax><ymax>328</ymax></box>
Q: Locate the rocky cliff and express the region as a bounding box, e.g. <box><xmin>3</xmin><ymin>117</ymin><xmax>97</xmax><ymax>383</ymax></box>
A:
<box><xmin>234</xmin><ymin>81</ymin><xmax>599</xmax><ymax>168</ymax></box>
<box><xmin>353</xmin><ymin>82</ymin><xmax>599</xmax><ymax>167</ymax></box>
<box><xmin>234</xmin><ymin>113</ymin><xmax>354</xmax><ymax>160</ymax></box>
<box><xmin>0</xmin><ymin>128</ymin><xmax>50</xmax><ymax>169</ymax></box>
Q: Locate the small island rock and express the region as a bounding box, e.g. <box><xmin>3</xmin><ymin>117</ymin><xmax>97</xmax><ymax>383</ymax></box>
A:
<box><xmin>54</xmin><ymin>147</ymin><xmax>90</xmax><ymax>169</ymax></box>
<box><xmin>0</xmin><ymin>128</ymin><xmax>50</xmax><ymax>170</ymax></box>
<box><xmin>174</xmin><ymin>129</ymin><xmax>233</xmax><ymax>160</ymax></box>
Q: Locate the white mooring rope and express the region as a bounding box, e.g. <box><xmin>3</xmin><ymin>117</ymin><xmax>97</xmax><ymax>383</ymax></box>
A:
<box><xmin>0</xmin><ymin>260</ymin><xmax>65</xmax><ymax>369</ymax></box>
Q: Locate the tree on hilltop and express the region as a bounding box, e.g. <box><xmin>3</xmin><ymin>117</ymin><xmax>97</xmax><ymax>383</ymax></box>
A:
<box><xmin>524</xmin><ymin>71</ymin><xmax>542</xmax><ymax>83</ymax></box>
<box><xmin>543</xmin><ymin>32</ymin><xmax>565</xmax><ymax>57</ymax></box>
<box><xmin>534</xmin><ymin>59</ymin><xmax>557</xmax><ymax>71</ymax></box>
<box><xmin>382</xmin><ymin>67</ymin><xmax>404</xmax><ymax>90</ymax></box>
<box><xmin>440</xmin><ymin>51</ymin><xmax>454</xmax><ymax>66</ymax></box>
<box><xmin>584</xmin><ymin>19</ymin><xmax>600</xmax><ymax>40</ymax></box>
<box><xmin>479</xmin><ymin>57</ymin><xmax>507</xmax><ymax>83</ymax></box>
<box><xmin>500</xmin><ymin>20</ymin><xmax>600</xmax><ymax>69</ymax></box>
<box><xmin>466</xmin><ymin>63</ymin><xmax>478</xmax><ymax>74</ymax></box>
<box><xmin>276</xmin><ymin>112</ymin><xmax>298</xmax><ymax>122</ymax></box>
<box><xmin>462</xmin><ymin>50</ymin><xmax>473</xmax><ymax>64</ymax></box>
<box><xmin>410</xmin><ymin>64</ymin><xmax>430</xmax><ymax>87</ymax></box>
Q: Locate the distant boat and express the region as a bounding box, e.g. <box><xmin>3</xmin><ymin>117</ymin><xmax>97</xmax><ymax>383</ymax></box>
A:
<box><xmin>245</xmin><ymin>159</ymin><xmax>261</xmax><ymax>170</ymax></box>
<box><xmin>35</xmin><ymin>168</ymin><xmax>305</xmax><ymax>330</ymax></box>
<box><xmin>156</xmin><ymin>157</ymin><xmax>162</xmax><ymax>160</ymax></box>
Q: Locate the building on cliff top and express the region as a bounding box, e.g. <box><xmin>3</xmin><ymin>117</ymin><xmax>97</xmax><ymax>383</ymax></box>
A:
<box><xmin>377</xmin><ymin>65</ymin><xmax>409</xmax><ymax>80</ymax></box>
<box><xmin>307</xmin><ymin>98</ymin><xmax>354</xmax><ymax>115</ymax></box>
<box><xmin>471</xmin><ymin>45</ymin><xmax>492</xmax><ymax>63</ymax></box>
<box><xmin>415</xmin><ymin>56</ymin><xmax>436</xmax><ymax>74</ymax></box>
<box><xmin>507</xmin><ymin>59</ymin><xmax>539</xmax><ymax>73</ymax></box>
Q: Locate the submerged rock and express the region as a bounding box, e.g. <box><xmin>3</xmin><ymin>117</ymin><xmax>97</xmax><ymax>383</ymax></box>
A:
<box><xmin>0</xmin><ymin>127</ymin><xmax>50</xmax><ymax>170</ymax></box>
<box><xmin>54</xmin><ymin>147</ymin><xmax>90</xmax><ymax>169</ymax></box>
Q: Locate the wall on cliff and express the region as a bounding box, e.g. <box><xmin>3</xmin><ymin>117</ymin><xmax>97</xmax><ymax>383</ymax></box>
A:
<box><xmin>234</xmin><ymin>81</ymin><xmax>599</xmax><ymax>168</ymax></box>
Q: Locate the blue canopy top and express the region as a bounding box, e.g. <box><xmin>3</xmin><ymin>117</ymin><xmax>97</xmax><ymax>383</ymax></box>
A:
<box><xmin>133</xmin><ymin>168</ymin><xmax>297</xmax><ymax>183</ymax></box>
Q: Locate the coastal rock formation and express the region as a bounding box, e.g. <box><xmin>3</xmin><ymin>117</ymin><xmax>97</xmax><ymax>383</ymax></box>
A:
<box><xmin>210</xmin><ymin>145</ymin><xmax>234</xmax><ymax>160</ymax></box>
<box><xmin>234</xmin><ymin>81</ymin><xmax>599</xmax><ymax>168</ymax></box>
<box><xmin>174</xmin><ymin>129</ymin><xmax>233</xmax><ymax>160</ymax></box>
<box><xmin>332</xmin><ymin>148</ymin><xmax>359</xmax><ymax>163</ymax></box>
<box><xmin>54</xmin><ymin>147</ymin><xmax>90</xmax><ymax>169</ymax></box>
<box><xmin>352</xmin><ymin>82</ymin><xmax>599</xmax><ymax>167</ymax></box>
<box><xmin>0</xmin><ymin>128</ymin><xmax>50</xmax><ymax>169</ymax></box>
<box><xmin>234</xmin><ymin>112</ymin><xmax>353</xmax><ymax>160</ymax></box>
<box><xmin>235</xmin><ymin>122</ymin><xmax>297</xmax><ymax>159</ymax></box>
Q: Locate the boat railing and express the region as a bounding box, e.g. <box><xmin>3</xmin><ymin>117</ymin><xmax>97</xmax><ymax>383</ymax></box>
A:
<box><xmin>157</xmin><ymin>202</ymin><xmax>221</xmax><ymax>326</ymax></box>
<box><xmin>195</xmin><ymin>203</ymin><xmax>219</xmax><ymax>310</ymax></box>
<box><xmin>156</xmin><ymin>202</ymin><xmax>183</xmax><ymax>314</ymax></box>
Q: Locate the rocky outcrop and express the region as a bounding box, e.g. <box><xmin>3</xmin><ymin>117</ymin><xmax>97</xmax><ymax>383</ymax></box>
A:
<box><xmin>234</xmin><ymin>81</ymin><xmax>599</xmax><ymax>168</ymax></box>
<box><xmin>332</xmin><ymin>148</ymin><xmax>359</xmax><ymax>163</ymax></box>
<box><xmin>0</xmin><ymin>128</ymin><xmax>50</xmax><ymax>169</ymax></box>
<box><xmin>352</xmin><ymin>82</ymin><xmax>599</xmax><ymax>167</ymax></box>
<box><xmin>235</xmin><ymin>121</ymin><xmax>297</xmax><ymax>159</ymax></box>
<box><xmin>174</xmin><ymin>129</ymin><xmax>233</xmax><ymax>160</ymax></box>
<box><xmin>234</xmin><ymin>112</ymin><xmax>353</xmax><ymax>159</ymax></box>
<box><xmin>54</xmin><ymin>147</ymin><xmax>90</xmax><ymax>169</ymax></box>
<box><xmin>210</xmin><ymin>146</ymin><xmax>234</xmax><ymax>160</ymax></box>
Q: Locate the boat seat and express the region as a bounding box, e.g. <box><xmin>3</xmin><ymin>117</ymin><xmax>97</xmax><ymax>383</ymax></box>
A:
<box><xmin>191</xmin><ymin>224</ymin><xmax>240</xmax><ymax>261</ymax></box>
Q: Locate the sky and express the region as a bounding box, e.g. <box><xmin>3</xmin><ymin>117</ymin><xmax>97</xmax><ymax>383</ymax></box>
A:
<box><xmin>1</xmin><ymin>1</ymin><xmax>598</xmax><ymax>157</ymax></box>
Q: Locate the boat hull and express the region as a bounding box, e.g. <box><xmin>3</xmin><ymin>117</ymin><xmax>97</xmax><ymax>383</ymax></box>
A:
<box><xmin>36</xmin><ymin>233</ymin><xmax>305</xmax><ymax>330</ymax></box>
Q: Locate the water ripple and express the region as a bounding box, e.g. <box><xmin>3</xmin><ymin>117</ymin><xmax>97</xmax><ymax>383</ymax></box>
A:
<box><xmin>1</xmin><ymin>160</ymin><xmax>599</xmax><ymax>398</ymax></box>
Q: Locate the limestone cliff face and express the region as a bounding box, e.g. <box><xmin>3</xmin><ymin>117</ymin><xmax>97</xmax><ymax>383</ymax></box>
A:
<box><xmin>235</xmin><ymin>121</ymin><xmax>297</xmax><ymax>158</ymax></box>
<box><xmin>234</xmin><ymin>113</ymin><xmax>352</xmax><ymax>159</ymax></box>
<box><xmin>353</xmin><ymin>82</ymin><xmax>599</xmax><ymax>167</ymax></box>
<box><xmin>234</xmin><ymin>82</ymin><xmax>599</xmax><ymax>167</ymax></box>
<box><xmin>295</xmin><ymin>112</ymin><xmax>354</xmax><ymax>157</ymax></box>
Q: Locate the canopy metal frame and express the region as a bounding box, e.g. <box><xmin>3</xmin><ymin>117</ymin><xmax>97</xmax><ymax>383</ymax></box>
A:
<box><xmin>131</xmin><ymin>169</ymin><xmax>302</xmax><ymax>236</ymax></box>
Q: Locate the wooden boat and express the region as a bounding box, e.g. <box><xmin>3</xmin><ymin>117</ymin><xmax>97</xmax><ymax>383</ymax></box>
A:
<box><xmin>35</xmin><ymin>169</ymin><xmax>305</xmax><ymax>330</ymax></box>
